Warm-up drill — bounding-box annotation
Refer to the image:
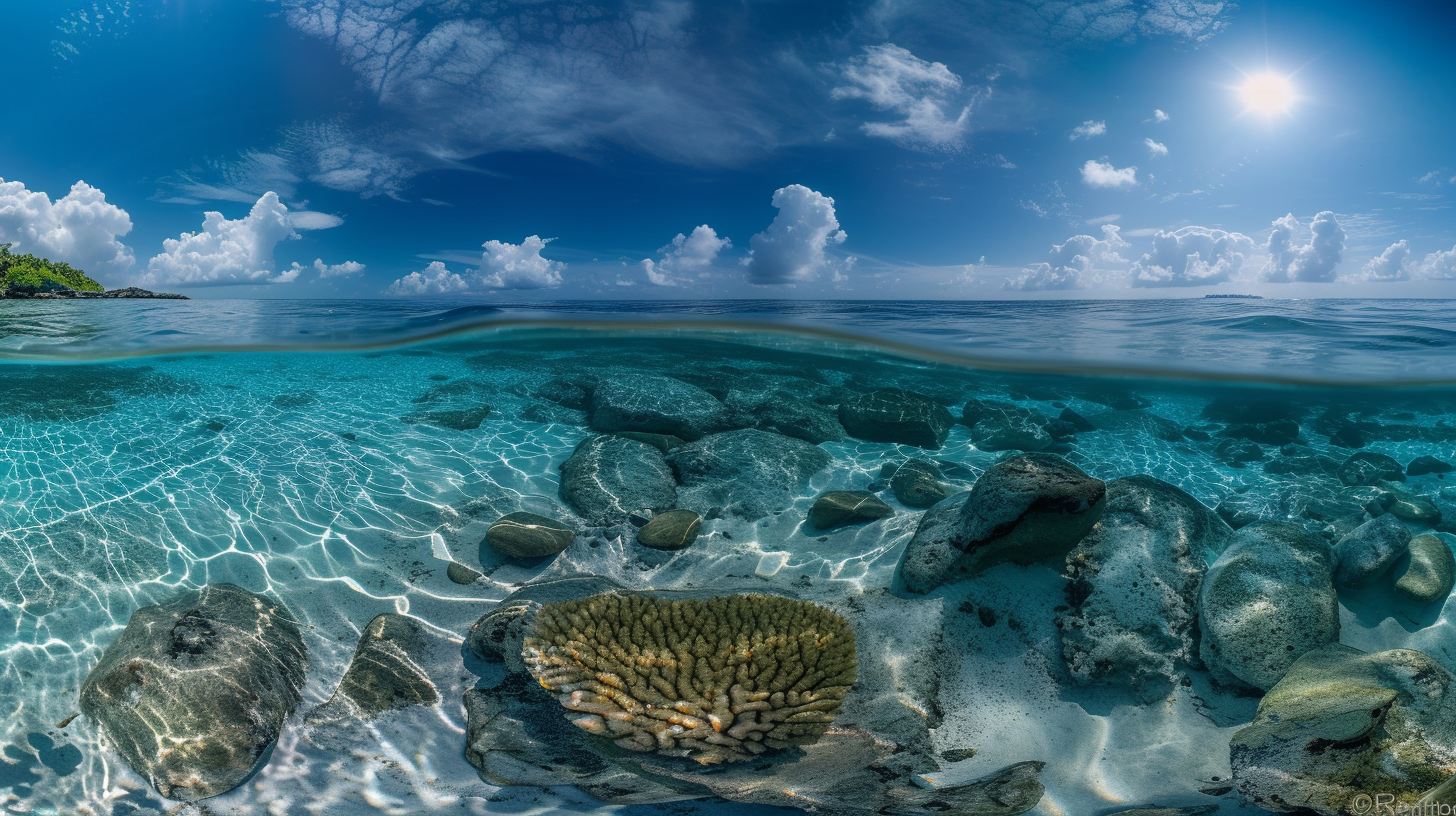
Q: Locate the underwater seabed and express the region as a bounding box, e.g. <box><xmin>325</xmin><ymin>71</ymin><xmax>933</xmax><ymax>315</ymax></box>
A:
<box><xmin>0</xmin><ymin>326</ymin><xmax>1453</xmax><ymax>816</ymax></box>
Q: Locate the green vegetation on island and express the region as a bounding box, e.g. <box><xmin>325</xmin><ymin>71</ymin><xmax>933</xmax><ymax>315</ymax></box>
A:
<box><xmin>0</xmin><ymin>243</ymin><xmax>105</xmax><ymax>292</ymax></box>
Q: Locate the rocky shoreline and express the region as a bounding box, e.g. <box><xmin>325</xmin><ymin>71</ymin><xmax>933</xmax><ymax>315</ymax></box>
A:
<box><xmin>1</xmin><ymin>284</ymin><xmax>187</xmax><ymax>299</ymax></box>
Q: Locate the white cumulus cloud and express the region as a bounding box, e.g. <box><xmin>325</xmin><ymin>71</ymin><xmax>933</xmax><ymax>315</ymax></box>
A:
<box><xmin>1145</xmin><ymin>138</ymin><xmax>1168</xmax><ymax>156</ymax></box>
<box><xmin>831</xmin><ymin>44</ymin><xmax>977</xmax><ymax>149</ymax></box>
<box><xmin>141</xmin><ymin>192</ymin><xmax>300</xmax><ymax>286</ymax></box>
<box><xmin>1070</xmin><ymin>120</ymin><xmax>1106</xmax><ymax>140</ymax></box>
<box><xmin>477</xmin><ymin>235</ymin><xmax>565</xmax><ymax>290</ymax></box>
<box><xmin>1418</xmin><ymin>245</ymin><xmax>1456</xmax><ymax>279</ymax></box>
<box><xmin>641</xmin><ymin>225</ymin><xmax>731</xmax><ymax>286</ymax></box>
<box><xmin>290</xmin><ymin>258</ymin><xmax>366</xmax><ymax>280</ymax></box>
<box><xmin>385</xmin><ymin>261</ymin><xmax>469</xmax><ymax>296</ymax></box>
<box><xmin>1151</xmin><ymin>109</ymin><xmax>1170</xmax><ymax>122</ymax></box>
<box><xmin>0</xmin><ymin>178</ymin><xmax>135</xmax><ymax>277</ymax></box>
<box><xmin>1361</xmin><ymin>240</ymin><xmax>1411</xmax><ymax>281</ymax></box>
<box><xmin>1004</xmin><ymin>224</ymin><xmax>1130</xmax><ymax>291</ymax></box>
<box><xmin>1081</xmin><ymin>160</ymin><xmax>1138</xmax><ymax>188</ymax></box>
<box><xmin>1130</xmin><ymin>227</ymin><xmax>1255</xmax><ymax>287</ymax></box>
<box><xmin>744</xmin><ymin>185</ymin><xmax>849</xmax><ymax>285</ymax></box>
<box><xmin>1262</xmin><ymin>211</ymin><xmax>1346</xmax><ymax>283</ymax></box>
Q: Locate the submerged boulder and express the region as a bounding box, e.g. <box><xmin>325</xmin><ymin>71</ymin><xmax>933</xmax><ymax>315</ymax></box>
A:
<box><xmin>560</xmin><ymin>435</ymin><xmax>677</xmax><ymax>525</ymax></box>
<box><xmin>78</xmin><ymin>584</ymin><xmax>307</xmax><ymax>801</ymax></box>
<box><xmin>589</xmin><ymin>373</ymin><xmax>731</xmax><ymax>441</ymax></box>
<box><xmin>1332</xmin><ymin>514</ymin><xmax>1411</xmax><ymax>590</ymax></box>
<box><xmin>725</xmin><ymin>384</ymin><xmax>847</xmax><ymax>444</ymax></box>
<box><xmin>808</xmin><ymin>491</ymin><xmax>894</xmax><ymax>530</ymax></box>
<box><xmin>890</xmin><ymin>459</ymin><xmax>949</xmax><ymax>508</ymax></box>
<box><xmin>1409</xmin><ymin>455</ymin><xmax>1454</xmax><ymax>476</ymax></box>
<box><xmin>306</xmin><ymin>614</ymin><xmax>439</xmax><ymax>724</ymax></box>
<box><xmin>898</xmin><ymin>453</ymin><xmax>1106</xmax><ymax>594</ymax></box>
<box><xmin>1198</xmin><ymin>522</ymin><xmax>1339</xmax><ymax>693</ymax></box>
<box><xmin>667</xmin><ymin>429</ymin><xmax>830</xmax><ymax>519</ymax></box>
<box><xmin>839</xmin><ymin>389</ymin><xmax>955</xmax><ymax>449</ymax></box>
<box><xmin>636</xmin><ymin>509</ymin><xmax>702</xmax><ymax>550</ymax></box>
<box><xmin>1394</xmin><ymin>533</ymin><xmax>1456</xmax><ymax>603</ymax></box>
<box><xmin>1338</xmin><ymin>451</ymin><xmax>1406</xmax><ymax>486</ymax></box>
<box><xmin>1230</xmin><ymin>645</ymin><xmax>1456</xmax><ymax>815</ymax></box>
<box><xmin>1060</xmin><ymin>476</ymin><xmax>1232</xmax><ymax>698</ymax></box>
<box><xmin>486</xmin><ymin>512</ymin><xmax>578</xmax><ymax>558</ymax></box>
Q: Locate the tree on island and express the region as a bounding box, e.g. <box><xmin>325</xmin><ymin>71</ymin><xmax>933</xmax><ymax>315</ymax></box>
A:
<box><xmin>0</xmin><ymin>243</ymin><xmax>105</xmax><ymax>292</ymax></box>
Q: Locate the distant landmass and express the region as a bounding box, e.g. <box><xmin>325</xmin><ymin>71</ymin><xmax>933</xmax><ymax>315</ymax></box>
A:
<box><xmin>1204</xmin><ymin>294</ymin><xmax>1264</xmax><ymax>299</ymax></box>
<box><xmin>0</xmin><ymin>244</ymin><xmax>186</xmax><ymax>299</ymax></box>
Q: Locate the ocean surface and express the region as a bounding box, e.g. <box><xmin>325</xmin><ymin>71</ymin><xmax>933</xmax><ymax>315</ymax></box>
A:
<box><xmin>0</xmin><ymin>298</ymin><xmax>1453</xmax><ymax>816</ymax></box>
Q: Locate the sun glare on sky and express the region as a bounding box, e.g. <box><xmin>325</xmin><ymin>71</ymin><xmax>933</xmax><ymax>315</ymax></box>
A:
<box><xmin>1240</xmin><ymin>72</ymin><xmax>1297</xmax><ymax>117</ymax></box>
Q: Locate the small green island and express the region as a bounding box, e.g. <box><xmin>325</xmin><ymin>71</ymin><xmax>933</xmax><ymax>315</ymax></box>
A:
<box><xmin>0</xmin><ymin>244</ymin><xmax>185</xmax><ymax>299</ymax></box>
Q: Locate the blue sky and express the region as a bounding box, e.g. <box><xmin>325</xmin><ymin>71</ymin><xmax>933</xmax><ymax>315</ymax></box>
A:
<box><xmin>2</xmin><ymin>0</ymin><xmax>1454</xmax><ymax>299</ymax></box>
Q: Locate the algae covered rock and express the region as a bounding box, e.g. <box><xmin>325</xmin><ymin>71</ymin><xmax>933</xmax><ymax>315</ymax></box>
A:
<box><xmin>1230</xmin><ymin>644</ymin><xmax>1456</xmax><ymax>815</ymax></box>
<box><xmin>636</xmin><ymin>508</ymin><xmax>702</xmax><ymax>550</ymax></box>
<box><xmin>78</xmin><ymin>584</ymin><xmax>307</xmax><ymax>801</ymax></box>
<box><xmin>1395</xmin><ymin>533</ymin><xmax>1456</xmax><ymax>603</ymax></box>
<box><xmin>589</xmin><ymin>373</ymin><xmax>731</xmax><ymax>440</ymax></box>
<box><xmin>839</xmin><ymin>388</ymin><xmax>955</xmax><ymax>449</ymax></box>
<box><xmin>523</xmin><ymin>592</ymin><xmax>856</xmax><ymax>763</ymax></box>
<box><xmin>486</xmin><ymin>511</ymin><xmax>577</xmax><ymax>558</ymax></box>
<box><xmin>897</xmin><ymin>453</ymin><xmax>1106</xmax><ymax>594</ymax></box>
<box><xmin>667</xmin><ymin>428</ymin><xmax>830</xmax><ymax>519</ymax></box>
<box><xmin>1060</xmin><ymin>476</ymin><xmax>1231</xmax><ymax>698</ymax></box>
<box><xmin>1332</xmin><ymin>513</ymin><xmax>1411</xmax><ymax>590</ymax></box>
<box><xmin>1198</xmin><ymin>521</ymin><xmax>1339</xmax><ymax>692</ymax></box>
<box><xmin>306</xmin><ymin>613</ymin><xmax>439</xmax><ymax>723</ymax></box>
<box><xmin>808</xmin><ymin>490</ymin><xmax>894</xmax><ymax>530</ymax></box>
<box><xmin>560</xmin><ymin>434</ymin><xmax>677</xmax><ymax>525</ymax></box>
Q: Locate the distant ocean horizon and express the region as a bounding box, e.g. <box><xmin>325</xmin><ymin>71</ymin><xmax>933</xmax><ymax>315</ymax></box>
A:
<box><xmin>4</xmin><ymin>297</ymin><xmax>1456</xmax><ymax>384</ymax></box>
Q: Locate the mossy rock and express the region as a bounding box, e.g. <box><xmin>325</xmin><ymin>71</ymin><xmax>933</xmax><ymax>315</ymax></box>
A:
<box><xmin>636</xmin><ymin>509</ymin><xmax>702</xmax><ymax>550</ymax></box>
<box><xmin>1394</xmin><ymin>534</ymin><xmax>1456</xmax><ymax>603</ymax></box>
<box><xmin>808</xmin><ymin>491</ymin><xmax>893</xmax><ymax>530</ymax></box>
<box><xmin>486</xmin><ymin>512</ymin><xmax>576</xmax><ymax>558</ymax></box>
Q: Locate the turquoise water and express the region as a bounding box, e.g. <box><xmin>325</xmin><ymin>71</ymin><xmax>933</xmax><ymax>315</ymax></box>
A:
<box><xmin>1</xmin><ymin>301</ymin><xmax>1454</xmax><ymax>815</ymax></box>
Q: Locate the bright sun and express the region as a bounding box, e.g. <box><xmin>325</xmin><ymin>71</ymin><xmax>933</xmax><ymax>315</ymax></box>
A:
<box><xmin>1240</xmin><ymin>73</ymin><xmax>1296</xmax><ymax>117</ymax></box>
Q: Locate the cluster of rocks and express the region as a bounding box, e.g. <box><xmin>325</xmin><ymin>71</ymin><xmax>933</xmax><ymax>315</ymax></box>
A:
<box><xmin>75</xmin><ymin>374</ymin><xmax>1456</xmax><ymax>816</ymax></box>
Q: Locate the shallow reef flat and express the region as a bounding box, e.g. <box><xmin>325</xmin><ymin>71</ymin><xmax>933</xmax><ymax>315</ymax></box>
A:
<box><xmin>1</xmin><ymin>327</ymin><xmax>1454</xmax><ymax>815</ymax></box>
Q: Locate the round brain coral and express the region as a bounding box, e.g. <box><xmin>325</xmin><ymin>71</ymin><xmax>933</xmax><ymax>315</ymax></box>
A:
<box><xmin>523</xmin><ymin>592</ymin><xmax>857</xmax><ymax>764</ymax></box>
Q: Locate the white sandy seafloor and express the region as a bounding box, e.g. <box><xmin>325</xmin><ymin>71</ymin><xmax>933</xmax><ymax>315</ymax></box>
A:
<box><xmin>0</xmin><ymin>330</ymin><xmax>1452</xmax><ymax>816</ymax></box>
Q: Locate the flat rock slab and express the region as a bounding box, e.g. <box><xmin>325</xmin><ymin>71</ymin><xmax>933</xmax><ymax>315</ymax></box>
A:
<box><xmin>1338</xmin><ymin>451</ymin><xmax>1406</xmax><ymax>485</ymax></box>
<box><xmin>1198</xmin><ymin>521</ymin><xmax>1339</xmax><ymax>692</ymax></box>
<box><xmin>560</xmin><ymin>435</ymin><xmax>677</xmax><ymax>525</ymax></box>
<box><xmin>79</xmin><ymin>584</ymin><xmax>306</xmax><ymax>801</ymax></box>
<box><xmin>839</xmin><ymin>388</ymin><xmax>955</xmax><ymax>449</ymax></box>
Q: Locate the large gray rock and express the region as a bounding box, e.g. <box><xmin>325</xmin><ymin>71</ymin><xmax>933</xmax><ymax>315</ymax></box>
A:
<box><xmin>1395</xmin><ymin>533</ymin><xmax>1456</xmax><ymax>603</ymax></box>
<box><xmin>970</xmin><ymin>416</ymin><xmax>1053</xmax><ymax>452</ymax></box>
<box><xmin>897</xmin><ymin>453</ymin><xmax>1106</xmax><ymax>594</ymax></box>
<box><xmin>725</xmin><ymin>383</ymin><xmax>847</xmax><ymax>444</ymax></box>
<box><xmin>667</xmin><ymin>429</ymin><xmax>830</xmax><ymax>519</ymax></box>
<box><xmin>1332</xmin><ymin>514</ymin><xmax>1412</xmax><ymax>590</ymax></box>
<box><xmin>485</xmin><ymin>512</ymin><xmax>577</xmax><ymax>558</ymax></box>
<box><xmin>306</xmin><ymin>614</ymin><xmax>439</xmax><ymax>724</ymax></box>
<box><xmin>839</xmin><ymin>389</ymin><xmax>955</xmax><ymax>449</ymax></box>
<box><xmin>1060</xmin><ymin>476</ymin><xmax>1232</xmax><ymax>698</ymax></box>
<box><xmin>1231</xmin><ymin>645</ymin><xmax>1456</xmax><ymax>815</ymax></box>
<box><xmin>78</xmin><ymin>584</ymin><xmax>307</xmax><ymax>801</ymax></box>
<box><xmin>560</xmin><ymin>435</ymin><xmax>677</xmax><ymax>525</ymax></box>
<box><xmin>589</xmin><ymin>374</ymin><xmax>731</xmax><ymax>441</ymax></box>
<box><xmin>1198</xmin><ymin>522</ymin><xmax>1339</xmax><ymax>692</ymax></box>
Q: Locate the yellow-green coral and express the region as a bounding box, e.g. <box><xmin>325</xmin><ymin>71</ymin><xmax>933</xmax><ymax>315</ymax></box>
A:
<box><xmin>523</xmin><ymin>592</ymin><xmax>856</xmax><ymax>764</ymax></box>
